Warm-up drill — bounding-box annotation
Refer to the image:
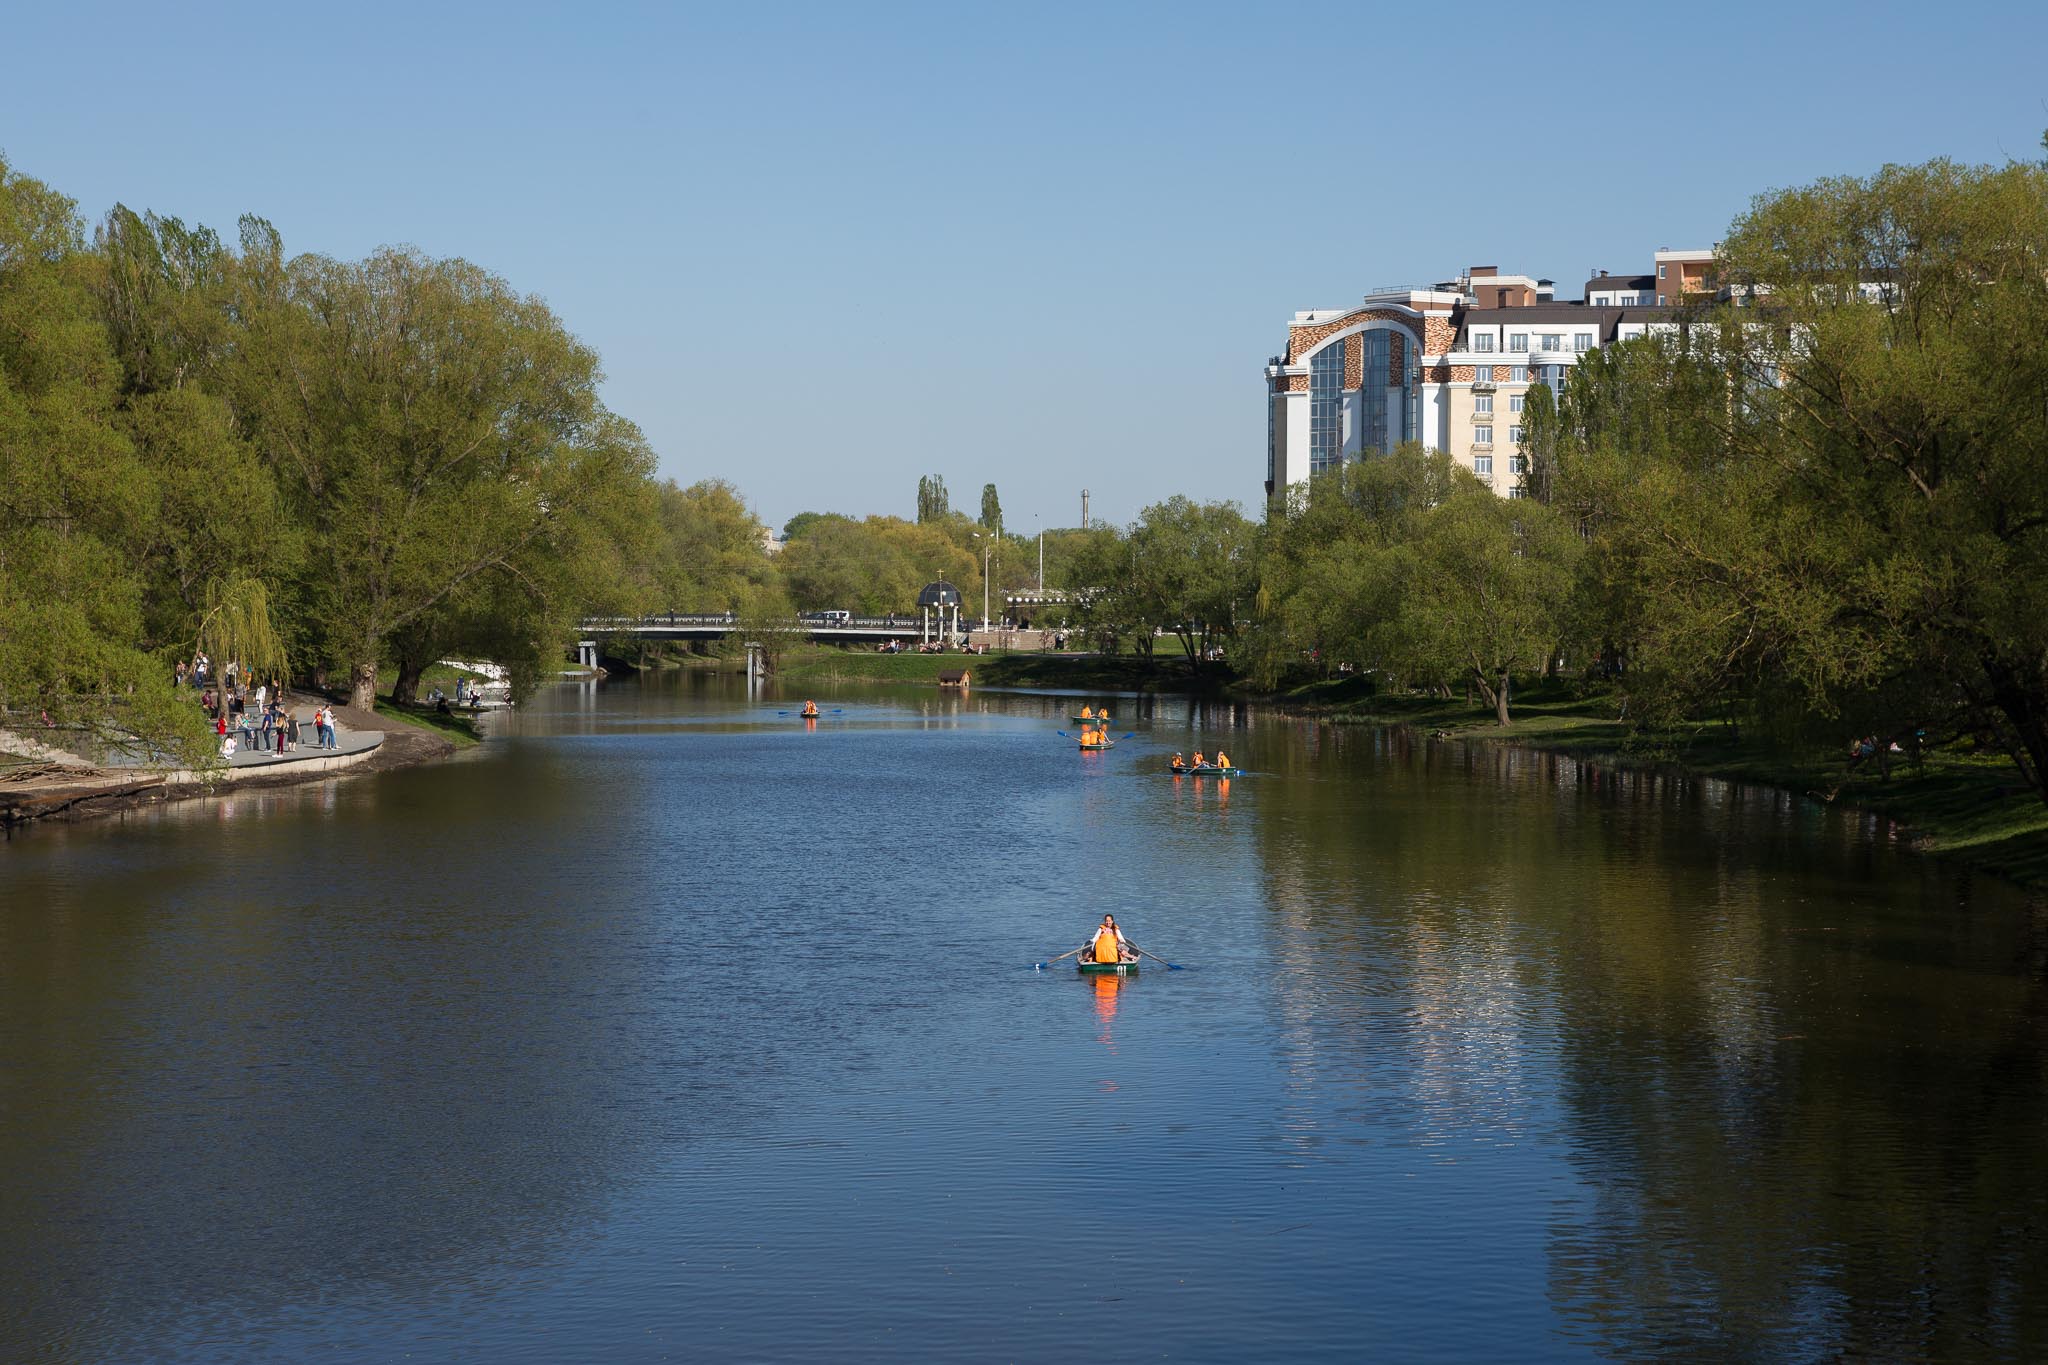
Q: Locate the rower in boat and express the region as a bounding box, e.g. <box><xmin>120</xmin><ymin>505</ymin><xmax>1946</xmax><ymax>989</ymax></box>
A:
<box><xmin>1170</xmin><ymin>752</ymin><xmax>1186</xmax><ymax>772</ymax></box>
<box><xmin>1087</xmin><ymin>913</ymin><xmax>1136</xmax><ymax>965</ymax></box>
<box><xmin>1191</xmin><ymin>750</ymin><xmax>1206</xmax><ymax>768</ymax></box>
<box><xmin>800</xmin><ymin>700</ymin><xmax>819</xmax><ymax>718</ymax></box>
<box><xmin>1079</xmin><ymin>705</ymin><xmax>1094</xmax><ymax>719</ymax></box>
<box><xmin>1212</xmin><ymin>749</ymin><xmax>1230</xmax><ymax>771</ymax></box>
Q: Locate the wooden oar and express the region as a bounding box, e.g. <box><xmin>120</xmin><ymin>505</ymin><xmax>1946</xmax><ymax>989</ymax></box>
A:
<box><xmin>1124</xmin><ymin>940</ymin><xmax>1184</xmax><ymax>970</ymax></box>
<box><xmin>1034</xmin><ymin>946</ymin><xmax>1087</xmax><ymax>970</ymax></box>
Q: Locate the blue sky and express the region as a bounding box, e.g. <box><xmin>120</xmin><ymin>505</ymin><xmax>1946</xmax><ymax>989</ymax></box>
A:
<box><xmin>5</xmin><ymin>1</ymin><xmax>2043</xmax><ymax>532</ymax></box>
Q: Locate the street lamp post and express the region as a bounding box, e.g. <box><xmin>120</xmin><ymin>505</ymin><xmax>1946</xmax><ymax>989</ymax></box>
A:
<box><xmin>971</xmin><ymin>532</ymin><xmax>992</xmax><ymax>634</ymax></box>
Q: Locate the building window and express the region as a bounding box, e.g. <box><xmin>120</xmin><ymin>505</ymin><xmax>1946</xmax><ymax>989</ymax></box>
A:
<box><xmin>1509</xmin><ymin>334</ymin><xmax>1528</xmax><ymax>353</ymax></box>
<box><xmin>1308</xmin><ymin>343</ymin><xmax>1345</xmax><ymax>475</ymax></box>
<box><xmin>1475</xmin><ymin>393</ymin><xmax>1493</xmax><ymax>415</ymax></box>
<box><xmin>1507</xmin><ymin>485</ymin><xmax>1528</xmax><ymax>499</ymax></box>
<box><xmin>1540</xmin><ymin>333</ymin><xmax>1562</xmax><ymax>351</ymax></box>
<box><xmin>1474</xmin><ymin>426</ymin><xmax>1493</xmax><ymax>446</ymax></box>
<box><xmin>1509</xmin><ymin>425</ymin><xmax>1525</xmax><ymax>443</ymax></box>
<box><xmin>1657</xmin><ymin>294</ymin><xmax>1666</xmax><ymax>306</ymax></box>
<box><xmin>1658</xmin><ymin>263</ymin><xmax>1667</xmax><ymax>279</ymax></box>
<box><xmin>1509</xmin><ymin>394</ymin><xmax>1525</xmax><ymax>413</ymax></box>
<box><xmin>1509</xmin><ymin>454</ymin><xmax>1528</xmax><ymax>474</ymax></box>
<box><xmin>1509</xmin><ymin>365</ymin><xmax>1527</xmax><ymax>383</ymax></box>
<box><xmin>1474</xmin><ymin>454</ymin><xmax>1493</xmax><ymax>477</ymax></box>
<box><xmin>1359</xmin><ymin>330</ymin><xmax>1392</xmax><ymax>456</ymax></box>
<box><xmin>1472</xmin><ymin>334</ymin><xmax>1494</xmax><ymax>353</ymax></box>
<box><xmin>1475</xmin><ymin>365</ymin><xmax>1494</xmax><ymax>382</ymax></box>
<box><xmin>1574</xmin><ymin>332</ymin><xmax>1592</xmax><ymax>351</ymax></box>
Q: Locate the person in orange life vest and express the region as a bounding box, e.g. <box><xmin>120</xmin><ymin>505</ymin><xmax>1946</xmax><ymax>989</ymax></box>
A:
<box><xmin>1213</xmin><ymin>749</ymin><xmax>1230</xmax><ymax>769</ymax></box>
<box><xmin>1089</xmin><ymin>913</ymin><xmax>1133</xmax><ymax>964</ymax></box>
<box><xmin>801</xmin><ymin>700</ymin><xmax>819</xmax><ymax>717</ymax></box>
<box><xmin>1192</xmin><ymin>750</ymin><xmax>1206</xmax><ymax>768</ymax></box>
<box><xmin>1171</xmin><ymin>752</ymin><xmax>1186</xmax><ymax>771</ymax></box>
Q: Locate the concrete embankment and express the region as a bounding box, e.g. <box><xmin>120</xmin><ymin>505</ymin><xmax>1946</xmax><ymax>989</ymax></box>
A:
<box><xmin>1</xmin><ymin>699</ymin><xmax>458</xmax><ymax>828</ymax></box>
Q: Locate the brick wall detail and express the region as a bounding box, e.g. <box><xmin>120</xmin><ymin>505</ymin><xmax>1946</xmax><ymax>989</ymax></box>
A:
<box><xmin>1286</xmin><ymin>307</ymin><xmax>1424</xmax><ymax>364</ymax></box>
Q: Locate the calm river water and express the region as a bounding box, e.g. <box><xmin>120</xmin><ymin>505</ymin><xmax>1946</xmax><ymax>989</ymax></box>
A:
<box><xmin>4</xmin><ymin>675</ymin><xmax>2047</xmax><ymax>1361</ymax></box>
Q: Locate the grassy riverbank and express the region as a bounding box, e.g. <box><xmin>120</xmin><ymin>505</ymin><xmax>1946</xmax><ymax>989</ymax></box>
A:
<box><xmin>726</xmin><ymin>644</ymin><xmax>2048</xmax><ymax>887</ymax></box>
<box><xmin>770</xmin><ymin>645</ymin><xmax>1227</xmax><ymax>691</ymax></box>
<box><xmin>371</xmin><ymin>693</ymin><xmax>484</xmax><ymax>747</ymax></box>
<box><xmin>1275</xmin><ymin>677</ymin><xmax>2048</xmax><ymax>888</ymax></box>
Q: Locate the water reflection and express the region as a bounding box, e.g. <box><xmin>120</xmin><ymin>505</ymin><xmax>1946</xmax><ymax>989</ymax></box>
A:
<box><xmin>1246</xmin><ymin>723</ymin><xmax>2048</xmax><ymax>1357</ymax></box>
<box><xmin>5</xmin><ymin>677</ymin><xmax>2047</xmax><ymax>1360</ymax></box>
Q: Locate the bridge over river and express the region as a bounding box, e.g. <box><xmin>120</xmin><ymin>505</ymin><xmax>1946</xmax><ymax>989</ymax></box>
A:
<box><xmin>572</xmin><ymin>614</ymin><xmax>942</xmax><ymax>667</ymax></box>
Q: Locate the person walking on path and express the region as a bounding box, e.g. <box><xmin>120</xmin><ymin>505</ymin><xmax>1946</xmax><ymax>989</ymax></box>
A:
<box><xmin>286</xmin><ymin>709</ymin><xmax>301</xmax><ymax>753</ymax></box>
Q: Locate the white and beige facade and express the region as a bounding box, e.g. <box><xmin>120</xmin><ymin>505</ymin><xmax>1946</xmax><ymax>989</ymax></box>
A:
<box><xmin>1264</xmin><ymin>250</ymin><xmax>1715</xmax><ymax>498</ymax></box>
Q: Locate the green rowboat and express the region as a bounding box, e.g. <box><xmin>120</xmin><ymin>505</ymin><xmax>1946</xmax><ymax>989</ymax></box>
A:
<box><xmin>1069</xmin><ymin>714</ymin><xmax>1112</xmax><ymax>725</ymax></box>
<box><xmin>1170</xmin><ymin>765</ymin><xmax>1240</xmax><ymax>776</ymax></box>
<box><xmin>1077</xmin><ymin>959</ymin><xmax>1139</xmax><ymax>975</ymax></box>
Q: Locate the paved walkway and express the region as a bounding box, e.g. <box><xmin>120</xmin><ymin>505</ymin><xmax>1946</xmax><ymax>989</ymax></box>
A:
<box><xmin>219</xmin><ymin>712</ymin><xmax>381</xmax><ymax>768</ymax></box>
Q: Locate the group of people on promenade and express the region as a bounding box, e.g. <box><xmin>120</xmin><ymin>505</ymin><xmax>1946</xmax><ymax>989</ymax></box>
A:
<box><xmin>178</xmin><ymin>655</ymin><xmax>339</xmax><ymax>758</ymax></box>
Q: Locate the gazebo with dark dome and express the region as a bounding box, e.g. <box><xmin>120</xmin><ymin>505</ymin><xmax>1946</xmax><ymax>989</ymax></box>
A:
<box><xmin>918</xmin><ymin>580</ymin><xmax>965</xmax><ymax>646</ymax></box>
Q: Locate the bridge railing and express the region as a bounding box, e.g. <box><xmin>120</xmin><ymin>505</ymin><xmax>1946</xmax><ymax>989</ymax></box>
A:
<box><xmin>581</xmin><ymin>613</ymin><xmax>934</xmax><ymax>631</ymax></box>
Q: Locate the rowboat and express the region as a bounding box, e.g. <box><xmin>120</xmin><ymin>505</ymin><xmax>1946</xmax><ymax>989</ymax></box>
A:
<box><xmin>1077</xmin><ymin>959</ymin><xmax>1139</xmax><ymax>975</ymax></box>
<box><xmin>1069</xmin><ymin>714</ymin><xmax>1111</xmax><ymax>725</ymax></box>
<box><xmin>799</xmin><ymin>711</ymin><xmax>819</xmax><ymax>720</ymax></box>
<box><xmin>1170</xmin><ymin>765</ymin><xmax>1240</xmax><ymax>776</ymax></box>
<box><xmin>1079</xmin><ymin>740</ymin><xmax>1114</xmax><ymax>751</ymax></box>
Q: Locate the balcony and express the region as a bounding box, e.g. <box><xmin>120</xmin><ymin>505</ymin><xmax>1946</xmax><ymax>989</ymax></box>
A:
<box><xmin>1471</xmin><ymin>378</ymin><xmax>1496</xmax><ymax>392</ymax></box>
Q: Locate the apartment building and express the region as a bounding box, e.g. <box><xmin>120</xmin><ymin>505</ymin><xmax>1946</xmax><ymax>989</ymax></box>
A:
<box><xmin>1263</xmin><ymin>248</ymin><xmax>1714</xmax><ymax>497</ymax></box>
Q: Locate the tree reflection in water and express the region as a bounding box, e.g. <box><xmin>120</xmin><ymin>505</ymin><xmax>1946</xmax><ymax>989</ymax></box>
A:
<box><xmin>1246</xmin><ymin>725</ymin><xmax>2048</xmax><ymax>1358</ymax></box>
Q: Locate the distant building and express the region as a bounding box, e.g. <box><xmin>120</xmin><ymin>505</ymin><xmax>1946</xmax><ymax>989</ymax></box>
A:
<box><xmin>1262</xmin><ymin>248</ymin><xmax>1718</xmax><ymax>498</ymax></box>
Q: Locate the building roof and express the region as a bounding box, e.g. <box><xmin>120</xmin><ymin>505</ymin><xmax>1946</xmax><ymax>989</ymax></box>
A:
<box><xmin>1585</xmin><ymin>274</ymin><xmax>1655</xmax><ymax>292</ymax></box>
<box><xmin>918</xmin><ymin>580</ymin><xmax>965</xmax><ymax>609</ymax></box>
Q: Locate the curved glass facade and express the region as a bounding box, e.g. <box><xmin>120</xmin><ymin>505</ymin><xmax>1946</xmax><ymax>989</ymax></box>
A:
<box><xmin>1308</xmin><ymin>343</ymin><xmax>1345</xmax><ymax>475</ymax></box>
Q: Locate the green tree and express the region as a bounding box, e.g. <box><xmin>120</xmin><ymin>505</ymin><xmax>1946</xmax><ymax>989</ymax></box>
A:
<box><xmin>916</xmin><ymin>473</ymin><xmax>949</xmax><ymax>524</ymax></box>
<box><xmin>1402</xmin><ymin>480</ymin><xmax>1581</xmax><ymax>725</ymax></box>
<box><xmin>1556</xmin><ymin>152</ymin><xmax>2048</xmax><ymax>789</ymax></box>
<box><xmin>979</xmin><ymin>482</ymin><xmax>1002</xmax><ymax>535</ymax></box>
<box><xmin>1243</xmin><ymin>450</ymin><xmax>1453</xmax><ymax>689</ymax></box>
<box><xmin>231</xmin><ymin>245</ymin><xmax>654</xmax><ymax>709</ymax></box>
<box><xmin>0</xmin><ymin>158</ymin><xmax>212</xmax><ymax>765</ymax></box>
<box><xmin>1126</xmin><ymin>497</ymin><xmax>1254</xmax><ymax>668</ymax></box>
<box><xmin>782</xmin><ymin>510</ymin><xmax>847</xmax><ymax>542</ymax></box>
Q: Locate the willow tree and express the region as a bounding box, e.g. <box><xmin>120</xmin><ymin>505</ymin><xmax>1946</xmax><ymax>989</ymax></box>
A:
<box><xmin>0</xmin><ymin>158</ymin><xmax>211</xmax><ymax>766</ymax></box>
<box><xmin>1556</xmin><ymin>151</ymin><xmax>2048</xmax><ymax>791</ymax></box>
<box><xmin>232</xmin><ymin>246</ymin><xmax>654</xmax><ymax>709</ymax></box>
<box><xmin>193</xmin><ymin>577</ymin><xmax>291</xmax><ymax>689</ymax></box>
